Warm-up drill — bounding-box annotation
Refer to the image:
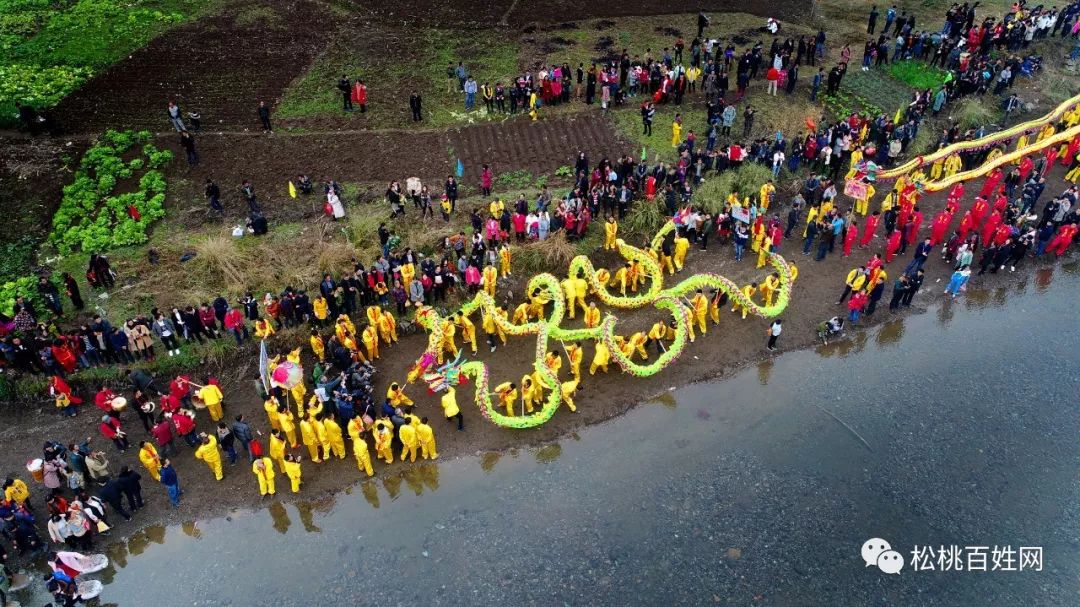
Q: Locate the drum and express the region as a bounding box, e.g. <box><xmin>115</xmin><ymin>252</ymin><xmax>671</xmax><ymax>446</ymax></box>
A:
<box><xmin>26</xmin><ymin>458</ymin><xmax>44</xmax><ymax>483</ymax></box>
<box><xmin>110</xmin><ymin>396</ymin><xmax>128</xmax><ymax>412</ymax></box>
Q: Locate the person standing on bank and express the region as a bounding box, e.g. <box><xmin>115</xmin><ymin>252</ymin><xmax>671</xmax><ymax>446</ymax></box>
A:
<box><xmin>409</xmin><ymin>92</ymin><xmax>422</xmax><ymax>121</ymax></box>
<box><xmin>766</xmin><ymin>319</ymin><xmax>782</xmax><ymax>351</ymax></box>
<box><xmin>258</xmin><ymin>101</ymin><xmax>272</xmax><ymax>133</ymax></box>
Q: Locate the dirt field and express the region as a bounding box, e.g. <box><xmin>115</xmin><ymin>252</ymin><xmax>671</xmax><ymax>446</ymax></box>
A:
<box><xmin>49</xmin><ymin>0</ymin><xmax>333</xmax><ymax>134</ymax></box>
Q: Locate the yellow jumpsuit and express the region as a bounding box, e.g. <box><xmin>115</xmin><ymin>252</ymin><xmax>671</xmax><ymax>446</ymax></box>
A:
<box><xmin>494</xmin><ymin>382</ymin><xmax>519</xmax><ymax>416</ymax></box>
<box><xmin>456</xmin><ymin>315</ymin><xmax>478</xmax><ymax>355</ymax></box>
<box><xmin>374</xmin><ymin>420</ymin><xmax>394</xmax><ymax>463</ymax></box>
<box><xmin>803</xmin><ymin>206</ymin><xmax>819</xmax><ymax>237</ymax></box>
<box><xmin>628</xmin><ymin>332</ymin><xmax>648</xmax><ymax>360</ymax></box>
<box><xmin>690</xmin><ymin>293</ymin><xmax>708</xmax><ymax>335</ymax></box>
<box><xmin>732</xmin><ymin>284</ymin><xmax>758</xmax><ymax>319</ymax></box>
<box><xmin>855</xmin><ymin>184</ymin><xmax>875</xmax><ymax>216</ymax></box>
<box><xmin>709</xmin><ymin>291</ymin><xmax>722</xmax><ymax>325</ymax></box>
<box><xmin>604</xmin><ymin>219</ymin><xmax>618</xmax><ymax>250</ymax></box>
<box><xmin>378</xmin><ymin>311</ymin><xmax>397</xmax><ymax>344</ymax></box>
<box><xmin>545</xmin><ymin>352</ymin><xmax>562</xmax><ymax>376</ymax></box>
<box><xmin>352</xmin><ymin>436</ymin><xmax>374</xmax><ymax>477</ymax></box>
<box><xmin>611</xmin><ymin>266</ymin><xmax>630</xmax><ymax>295</ymax></box>
<box><xmin>760</xmin><ymin>274</ymin><xmax>780</xmax><ymax>306</ymax></box>
<box><xmin>278</xmin><ymin>409</ymin><xmax>298</xmax><ymax>447</ymax></box>
<box><xmin>310</xmin><ymin>334</ymin><xmax>325</xmax><ymax>362</ymax></box>
<box><xmin>566</xmin><ymin>344</ymin><xmax>583</xmax><ymax>379</ymax></box>
<box><xmin>399</xmin><ymin>423</ymin><xmax>419</xmax><ymax>463</ymax></box>
<box><xmin>593</xmin><ymin>268</ymin><xmax>610</xmax><ymax>292</ymax></box>
<box><xmin>138</xmin><ymin>443</ymin><xmax>161</xmax><ymax>482</ymax></box>
<box><xmin>300</xmin><ymin>419</ymin><xmax>322</xmax><ymax>462</ymax></box>
<box><xmin>194</xmin><ymin>436</ymin><xmax>224</xmax><ymax>481</ymax></box>
<box><xmin>253</xmin><ymin>457</ymin><xmax>276</xmax><ymax>496</ymax></box>
<box><xmin>561</xmin><ymin>379</ymin><xmax>580</xmax><ymax>412</ymax></box>
<box><xmin>561</xmin><ymin>278</ymin><xmax>578</xmax><ymax>319</ymax></box>
<box><xmin>671</xmin><ymin>121</ymin><xmax>682</xmax><ymax>147</ymax></box>
<box><xmin>284</xmin><ymin>459</ymin><xmax>302</xmax><ymax>493</ymax></box>
<box><xmin>583</xmin><ymin>303</ymin><xmax>600</xmax><ymax>328</ymax></box>
<box><xmin>417</xmin><ymin>422</ymin><xmax>438</xmax><ymax>459</ymax></box>
<box><xmin>512</xmin><ymin>303</ymin><xmax>530</xmax><ymax>325</ymax></box>
<box><xmin>440</xmin><ymin>320</ymin><xmax>459</xmax><ymax>363</ymax></box>
<box><xmin>198</xmin><ymin>384</ymin><xmax>224</xmax><ymax>422</ymax></box>
<box><xmin>520</xmin><ymin>375</ymin><xmax>537</xmax><ymax>413</ymax></box>
<box><xmin>759</xmin><ymin>183</ymin><xmax>775</xmax><ymax>212</ymax></box>
<box><xmin>930</xmin><ymin>157</ymin><xmax>944</xmax><ymax>180</ymax></box>
<box><xmin>313</xmin><ymin>297</ymin><xmax>329</xmax><ymax>324</ymax></box>
<box><xmin>483</xmin><ymin>266</ymin><xmax>498</xmax><ymax>297</ymax></box>
<box><xmin>254</xmin><ymin>319</ymin><xmax>275</xmax><ymax>339</ymax></box>
<box><xmin>362</xmin><ymin>325</ymin><xmax>379</xmax><ymax>360</ymax></box>
<box><xmin>673</xmin><ymin>236</ymin><xmax>690</xmax><ymax>271</ymax></box>
<box><xmin>269</xmin><ymin>433</ymin><xmax>287</xmax><ymax>474</ymax></box>
<box><xmin>590</xmin><ymin>341</ymin><xmax>610</xmax><ymax>375</ymax></box>
<box><xmin>387</xmin><ymin>384</ymin><xmax>413</xmax><ymax>408</ymax></box>
<box><xmin>322</xmin><ymin>417</ymin><xmax>345</xmax><ymax>459</ymax></box>
<box><xmin>943</xmin><ymin>154</ymin><xmax>962</xmax><ymax>177</ymax></box>
<box><xmin>657</xmin><ymin>249</ymin><xmax>675</xmax><ymax>276</ymax></box>
<box><xmin>499</xmin><ymin>247</ymin><xmax>512</xmax><ymax>277</ymax></box>
<box><xmin>756</xmin><ymin>234</ymin><xmax>772</xmax><ymax>269</ymax></box>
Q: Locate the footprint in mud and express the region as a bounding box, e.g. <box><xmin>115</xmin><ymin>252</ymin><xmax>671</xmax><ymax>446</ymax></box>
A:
<box><xmin>696</xmin><ymin>409</ymin><xmax>711</xmax><ymax>420</ymax></box>
<box><xmin>674</xmin><ymin>438</ymin><xmax>691</xmax><ymax>449</ymax></box>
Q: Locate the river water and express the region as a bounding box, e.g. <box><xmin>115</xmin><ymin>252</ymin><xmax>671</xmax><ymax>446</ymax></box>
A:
<box><xmin>21</xmin><ymin>264</ymin><xmax>1080</xmax><ymax>606</ymax></box>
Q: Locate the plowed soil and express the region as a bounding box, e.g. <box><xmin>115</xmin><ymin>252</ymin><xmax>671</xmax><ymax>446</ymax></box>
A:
<box><xmin>508</xmin><ymin>0</ymin><xmax>808</xmax><ymax>26</ymax></box>
<box><xmin>160</xmin><ymin>112</ymin><xmax>629</xmax><ymax>226</ymax></box>
<box><xmin>50</xmin><ymin>0</ymin><xmax>332</xmax><ymax>134</ymax></box>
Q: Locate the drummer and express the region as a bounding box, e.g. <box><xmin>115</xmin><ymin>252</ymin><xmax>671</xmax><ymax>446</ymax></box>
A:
<box><xmin>94</xmin><ymin>385</ymin><xmax>120</xmax><ymax>419</ymax></box>
<box><xmin>169</xmin><ymin>375</ymin><xmax>194</xmax><ymax>409</ymax></box>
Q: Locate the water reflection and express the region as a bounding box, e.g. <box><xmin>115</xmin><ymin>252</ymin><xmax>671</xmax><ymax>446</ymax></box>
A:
<box><xmin>875</xmin><ymin>318</ymin><xmax>905</xmax><ymax>347</ymax></box>
<box><xmin>268</xmin><ymin>501</ymin><xmax>290</xmax><ymax>534</ymax></box>
<box><xmin>1035</xmin><ymin>266</ymin><xmax>1054</xmax><ymax>290</ymax></box>
<box><xmin>180</xmin><ymin>520</ymin><xmax>202</xmax><ymax>539</ymax></box>
<box><xmin>534</xmin><ymin>443</ymin><xmax>562</xmax><ymax>464</ymax></box>
<box><xmin>382</xmin><ymin>474</ymin><xmax>403</xmax><ymax>500</ymax></box>
<box><xmin>296</xmin><ymin>501</ymin><xmax>322</xmax><ymax>533</ymax></box>
<box><xmin>360</xmin><ymin>479</ymin><xmax>380</xmax><ymax>509</ymax></box>
<box><xmin>756</xmin><ymin>359</ymin><xmax>773</xmax><ymax>385</ymax></box>
<box><xmin>648</xmin><ymin>392</ymin><xmax>678</xmax><ymax>409</ymax></box>
<box><xmin>479</xmin><ymin>451</ymin><xmax>501</xmax><ymax>473</ymax></box>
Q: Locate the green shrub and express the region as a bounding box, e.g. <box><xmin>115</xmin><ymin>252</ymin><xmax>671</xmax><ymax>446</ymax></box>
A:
<box><xmin>48</xmin><ymin>130</ymin><xmax>172</xmax><ymax>254</ymax></box>
<box><xmin>624</xmin><ymin>199</ymin><xmax>667</xmax><ymax>237</ymax></box>
<box><xmin>694</xmin><ymin>163</ymin><xmax>774</xmax><ymax>214</ymax></box>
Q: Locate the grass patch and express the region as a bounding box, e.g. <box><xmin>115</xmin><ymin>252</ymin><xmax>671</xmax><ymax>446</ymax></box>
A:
<box><xmin>887</xmin><ymin>60</ymin><xmax>948</xmax><ymax>90</ymax></box>
<box><xmin>693</xmin><ymin>163</ymin><xmax>775</xmax><ymax>214</ymax></box>
<box><xmin>277</xmin><ymin>27</ymin><xmax>520</xmax><ymax>129</ymax></box>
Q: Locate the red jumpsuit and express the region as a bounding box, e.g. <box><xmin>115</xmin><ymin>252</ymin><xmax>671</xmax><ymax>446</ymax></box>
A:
<box><xmin>1018</xmin><ymin>156</ymin><xmax>1033</xmax><ymax>182</ymax></box>
<box><xmin>992</xmin><ymin>224</ymin><xmax>1012</xmax><ymax>247</ymax></box>
<box><xmin>946</xmin><ymin>182</ymin><xmax>964</xmax><ymax>214</ymax></box>
<box><xmin>957</xmin><ymin>211</ymin><xmax>974</xmax><ymax>240</ymax></box>
<box><xmin>970</xmin><ymin>197</ymin><xmax>990</xmax><ymax>227</ymax></box>
<box><xmin>929</xmin><ymin>211</ymin><xmax>951</xmax><ymax>246</ymax></box>
<box><xmin>843</xmin><ymin>226</ymin><xmax>857</xmax><ymax>256</ymax></box>
<box><xmin>981</xmin><ymin>211</ymin><xmax>1001</xmax><ymax>244</ymax></box>
<box><xmin>885</xmin><ymin>230</ymin><xmax>902</xmax><ymax>263</ymax></box>
<box><xmin>859</xmin><ymin>214</ymin><xmax>879</xmax><ymax>246</ymax></box>
<box><xmin>979</xmin><ymin>168</ymin><xmax>1003</xmax><ymax>198</ymax></box>
<box><xmin>1048</xmin><ymin>224</ymin><xmax>1078</xmax><ymax>255</ymax></box>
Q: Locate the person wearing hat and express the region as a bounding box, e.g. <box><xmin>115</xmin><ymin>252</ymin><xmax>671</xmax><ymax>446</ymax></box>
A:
<box><xmin>99</xmin><ymin>416</ymin><xmax>129</xmax><ymax>453</ymax></box>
